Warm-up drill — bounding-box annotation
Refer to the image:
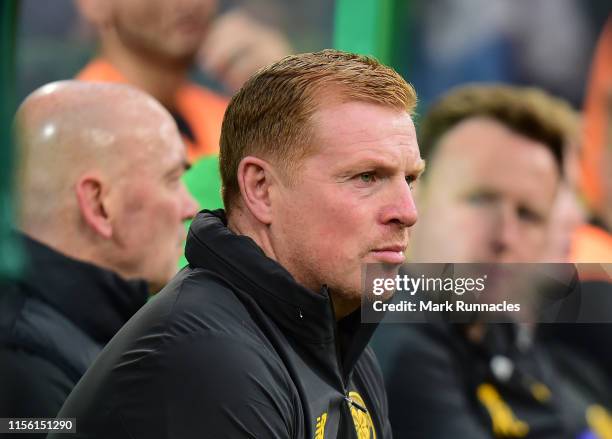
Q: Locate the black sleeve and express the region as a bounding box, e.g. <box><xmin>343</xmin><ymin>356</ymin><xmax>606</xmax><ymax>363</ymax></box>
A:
<box><xmin>52</xmin><ymin>333</ymin><xmax>297</xmax><ymax>439</ymax></box>
<box><xmin>381</xmin><ymin>326</ymin><xmax>490</xmax><ymax>439</ymax></box>
<box><xmin>0</xmin><ymin>347</ymin><xmax>73</xmax><ymax>439</ymax></box>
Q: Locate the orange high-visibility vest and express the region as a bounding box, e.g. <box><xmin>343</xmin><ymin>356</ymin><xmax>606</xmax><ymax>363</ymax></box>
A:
<box><xmin>570</xmin><ymin>224</ymin><xmax>612</xmax><ymax>263</ymax></box>
<box><xmin>76</xmin><ymin>59</ymin><xmax>228</xmax><ymax>162</ymax></box>
<box><xmin>580</xmin><ymin>17</ymin><xmax>612</xmax><ymax>216</ymax></box>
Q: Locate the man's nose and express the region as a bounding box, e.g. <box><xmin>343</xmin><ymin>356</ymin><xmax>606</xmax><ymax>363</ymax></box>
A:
<box><xmin>379</xmin><ymin>178</ymin><xmax>418</xmax><ymax>228</ymax></box>
<box><xmin>181</xmin><ymin>184</ymin><xmax>200</xmax><ymax>220</ymax></box>
<box><xmin>491</xmin><ymin>203</ymin><xmax>521</xmax><ymax>257</ymax></box>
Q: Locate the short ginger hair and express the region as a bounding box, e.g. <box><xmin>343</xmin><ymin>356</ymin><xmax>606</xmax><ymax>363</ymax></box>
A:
<box><xmin>418</xmin><ymin>84</ymin><xmax>578</xmax><ymax>175</ymax></box>
<box><xmin>219</xmin><ymin>49</ymin><xmax>417</xmax><ymax>212</ymax></box>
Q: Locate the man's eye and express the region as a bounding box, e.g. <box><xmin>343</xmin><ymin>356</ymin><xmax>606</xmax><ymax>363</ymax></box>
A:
<box><xmin>467</xmin><ymin>192</ymin><xmax>497</xmax><ymax>205</ymax></box>
<box><xmin>359</xmin><ymin>173</ymin><xmax>376</xmax><ymax>183</ymax></box>
<box><xmin>517</xmin><ymin>206</ymin><xmax>543</xmax><ymax>224</ymax></box>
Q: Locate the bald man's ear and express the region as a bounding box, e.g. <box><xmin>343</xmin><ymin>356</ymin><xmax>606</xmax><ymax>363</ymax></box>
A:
<box><xmin>236</xmin><ymin>156</ymin><xmax>275</xmax><ymax>225</ymax></box>
<box><xmin>76</xmin><ymin>0</ymin><xmax>112</xmax><ymax>28</ymax></box>
<box><xmin>75</xmin><ymin>174</ymin><xmax>113</xmax><ymax>239</ymax></box>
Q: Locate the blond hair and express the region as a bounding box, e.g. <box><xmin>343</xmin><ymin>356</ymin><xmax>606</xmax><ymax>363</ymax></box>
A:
<box><xmin>219</xmin><ymin>49</ymin><xmax>417</xmax><ymax>212</ymax></box>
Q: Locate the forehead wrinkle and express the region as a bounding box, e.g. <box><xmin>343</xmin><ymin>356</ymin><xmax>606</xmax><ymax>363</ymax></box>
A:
<box><xmin>312</xmin><ymin>98</ymin><xmax>414</xmax><ymax>134</ymax></box>
<box><xmin>316</xmin><ymin>119</ymin><xmax>415</xmax><ymax>149</ymax></box>
<box><xmin>316</xmin><ymin>128</ymin><xmax>418</xmax><ymax>160</ymax></box>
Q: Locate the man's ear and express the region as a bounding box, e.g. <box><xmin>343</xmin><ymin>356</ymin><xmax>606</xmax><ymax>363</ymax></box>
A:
<box><xmin>75</xmin><ymin>173</ymin><xmax>113</xmax><ymax>238</ymax></box>
<box><xmin>236</xmin><ymin>156</ymin><xmax>275</xmax><ymax>225</ymax></box>
<box><xmin>76</xmin><ymin>0</ymin><xmax>112</xmax><ymax>28</ymax></box>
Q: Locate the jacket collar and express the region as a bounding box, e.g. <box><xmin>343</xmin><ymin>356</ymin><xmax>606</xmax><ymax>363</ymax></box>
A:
<box><xmin>19</xmin><ymin>233</ymin><xmax>149</xmax><ymax>343</ymax></box>
<box><xmin>185</xmin><ymin>210</ymin><xmax>380</xmax><ymax>371</ymax></box>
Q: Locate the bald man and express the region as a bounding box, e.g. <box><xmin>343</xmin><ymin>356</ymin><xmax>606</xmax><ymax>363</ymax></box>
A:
<box><xmin>0</xmin><ymin>81</ymin><xmax>198</xmax><ymax>424</ymax></box>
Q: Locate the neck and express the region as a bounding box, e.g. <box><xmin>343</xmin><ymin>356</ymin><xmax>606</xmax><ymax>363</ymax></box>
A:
<box><xmin>21</xmin><ymin>223</ymin><xmax>96</xmax><ymax>266</ymax></box>
<box><xmin>22</xmin><ymin>222</ymin><xmax>128</xmax><ymax>281</ymax></box>
<box><xmin>227</xmin><ymin>208</ymin><xmax>278</xmax><ymax>261</ymax></box>
<box><xmin>99</xmin><ymin>33</ymin><xmax>188</xmax><ymax>110</ymax></box>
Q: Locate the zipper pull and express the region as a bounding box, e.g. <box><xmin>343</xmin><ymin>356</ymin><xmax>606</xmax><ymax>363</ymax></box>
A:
<box><xmin>344</xmin><ymin>395</ymin><xmax>368</xmax><ymax>413</ymax></box>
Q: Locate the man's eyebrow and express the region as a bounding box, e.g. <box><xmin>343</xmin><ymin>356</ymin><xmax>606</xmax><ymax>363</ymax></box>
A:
<box><xmin>339</xmin><ymin>157</ymin><xmax>427</xmax><ymax>178</ymax></box>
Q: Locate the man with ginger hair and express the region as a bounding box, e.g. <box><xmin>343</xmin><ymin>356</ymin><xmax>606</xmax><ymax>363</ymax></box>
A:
<box><xmin>51</xmin><ymin>50</ymin><xmax>424</xmax><ymax>439</ymax></box>
<box><xmin>0</xmin><ymin>81</ymin><xmax>198</xmax><ymax>423</ymax></box>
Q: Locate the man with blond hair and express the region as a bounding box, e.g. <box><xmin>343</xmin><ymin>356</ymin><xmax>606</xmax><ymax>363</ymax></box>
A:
<box><xmin>52</xmin><ymin>49</ymin><xmax>424</xmax><ymax>439</ymax></box>
<box><xmin>0</xmin><ymin>81</ymin><xmax>198</xmax><ymax>422</ymax></box>
<box><xmin>373</xmin><ymin>84</ymin><xmax>612</xmax><ymax>438</ymax></box>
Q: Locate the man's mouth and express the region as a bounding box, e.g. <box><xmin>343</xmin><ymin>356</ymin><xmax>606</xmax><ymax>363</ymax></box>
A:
<box><xmin>370</xmin><ymin>245</ymin><xmax>407</xmax><ymax>264</ymax></box>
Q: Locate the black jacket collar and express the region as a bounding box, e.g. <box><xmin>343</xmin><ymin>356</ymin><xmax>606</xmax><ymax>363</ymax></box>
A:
<box><xmin>185</xmin><ymin>210</ymin><xmax>379</xmax><ymax>373</ymax></box>
<box><xmin>19</xmin><ymin>233</ymin><xmax>149</xmax><ymax>344</ymax></box>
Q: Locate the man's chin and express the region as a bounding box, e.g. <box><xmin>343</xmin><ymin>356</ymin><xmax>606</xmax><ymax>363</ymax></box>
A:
<box><xmin>147</xmin><ymin>48</ymin><xmax>196</xmax><ymax>71</ymax></box>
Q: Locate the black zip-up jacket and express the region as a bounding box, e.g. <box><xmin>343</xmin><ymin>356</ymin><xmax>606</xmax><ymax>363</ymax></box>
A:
<box><xmin>50</xmin><ymin>210</ymin><xmax>391</xmax><ymax>438</ymax></box>
<box><xmin>0</xmin><ymin>234</ymin><xmax>148</xmax><ymax>437</ymax></box>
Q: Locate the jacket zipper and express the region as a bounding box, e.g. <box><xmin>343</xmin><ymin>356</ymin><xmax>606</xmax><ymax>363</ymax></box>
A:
<box><xmin>344</xmin><ymin>395</ymin><xmax>368</xmax><ymax>413</ymax></box>
<box><xmin>325</xmin><ymin>286</ymin><xmax>369</xmax><ymax>416</ymax></box>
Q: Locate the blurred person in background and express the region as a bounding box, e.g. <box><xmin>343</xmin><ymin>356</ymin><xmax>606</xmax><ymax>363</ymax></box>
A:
<box><xmin>372</xmin><ymin>84</ymin><xmax>612</xmax><ymax>438</ymax></box>
<box><xmin>0</xmin><ymin>81</ymin><xmax>198</xmax><ymax>426</ymax></box>
<box><xmin>541</xmin><ymin>15</ymin><xmax>612</xmax><ymax>390</ymax></box>
<box><xmin>75</xmin><ymin>0</ymin><xmax>291</xmax><ymax>162</ymax></box>
<box><xmin>572</xmin><ymin>15</ymin><xmax>612</xmax><ymax>263</ymax></box>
